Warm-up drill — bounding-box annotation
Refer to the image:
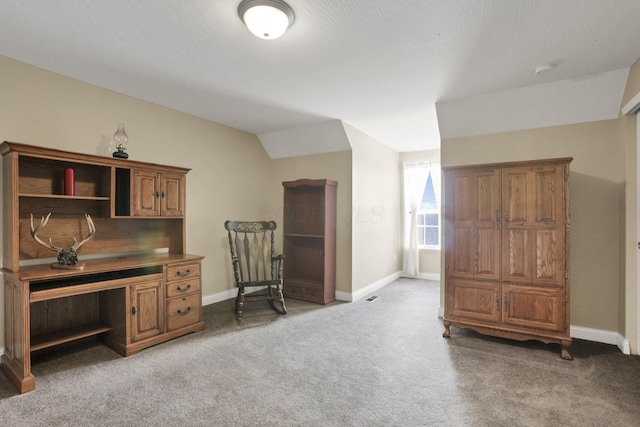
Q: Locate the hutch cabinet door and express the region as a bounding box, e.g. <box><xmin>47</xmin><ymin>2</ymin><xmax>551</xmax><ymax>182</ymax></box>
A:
<box><xmin>133</xmin><ymin>169</ymin><xmax>185</xmax><ymax>217</ymax></box>
<box><xmin>130</xmin><ymin>280</ymin><xmax>164</xmax><ymax>343</ymax></box>
<box><xmin>133</xmin><ymin>169</ymin><xmax>161</xmax><ymax>216</ymax></box>
<box><xmin>160</xmin><ymin>172</ymin><xmax>184</xmax><ymax>217</ymax></box>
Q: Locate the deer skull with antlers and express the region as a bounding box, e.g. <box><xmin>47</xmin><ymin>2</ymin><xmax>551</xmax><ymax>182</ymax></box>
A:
<box><xmin>30</xmin><ymin>213</ymin><xmax>96</xmax><ymax>265</ymax></box>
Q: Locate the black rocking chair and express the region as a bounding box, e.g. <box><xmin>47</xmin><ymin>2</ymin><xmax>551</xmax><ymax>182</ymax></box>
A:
<box><xmin>224</xmin><ymin>220</ymin><xmax>287</xmax><ymax>318</ymax></box>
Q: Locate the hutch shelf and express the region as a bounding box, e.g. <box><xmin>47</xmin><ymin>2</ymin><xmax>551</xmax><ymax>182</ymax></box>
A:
<box><xmin>1</xmin><ymin>142</ymin><xmax>205</xmax><ymax>393</ymax></box>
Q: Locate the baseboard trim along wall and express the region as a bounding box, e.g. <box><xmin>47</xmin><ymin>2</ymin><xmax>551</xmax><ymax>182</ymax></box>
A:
<box><xmin>202</xmin><ymin>287</ymin><xmax>240</xmax><ymax>306</ymax></box>
<box><xmin>415</xmin><ymin>273</ymin><xmax>441</xmax><ymax>281</ymax></box>
<box><xmin>337</xmin><ymin>271</ymin><xmax>404</xmax><ymax>302</ymax></box>
<box><xmin>570</xmin><ymin>325</ymin><xmax>631</xmax><ymax>355</ymax></box>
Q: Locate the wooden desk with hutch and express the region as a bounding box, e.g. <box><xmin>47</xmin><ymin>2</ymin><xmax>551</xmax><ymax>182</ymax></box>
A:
<box><xmin>0</xmin><ymin>142</ymin><xmax>205</xmax><ymax>393</ymax></box>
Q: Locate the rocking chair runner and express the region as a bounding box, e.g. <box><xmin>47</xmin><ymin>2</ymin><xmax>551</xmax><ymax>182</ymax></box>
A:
<box><xmin>224</xmin><ymin>220</ymin><xmax>287</xmax><ymax>318</ymax></box>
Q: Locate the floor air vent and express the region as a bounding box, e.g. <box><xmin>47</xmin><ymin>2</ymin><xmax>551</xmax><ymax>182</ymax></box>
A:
<box><xmin>366</xmin><ymin>296</ymin><xmax>379</xmax><ymax>302</ymax></box>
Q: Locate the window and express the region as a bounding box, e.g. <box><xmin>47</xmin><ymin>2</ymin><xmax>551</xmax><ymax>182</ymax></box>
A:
<box><xmin>417</xmin><ymin>170</ymin><xmax>440</xmax><ymax>248</ymax></box>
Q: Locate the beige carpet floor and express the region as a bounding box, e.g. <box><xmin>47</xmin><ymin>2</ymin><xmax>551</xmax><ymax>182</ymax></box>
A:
<box><xmin>0</xmin><ymin>278</ymin><xmax>639</xmax><ymax>426</ymax></box>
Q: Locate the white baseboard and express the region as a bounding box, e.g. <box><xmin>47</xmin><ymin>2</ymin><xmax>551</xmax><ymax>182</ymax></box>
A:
<box><xmin>570</xmin><ymin>325</ymin><xmax>631</xmax><ymax>355</ymax></box>
<box><xmin>204</xmin><ymin>272</ymin><xmax>438</xmax><ymax>305</ymax></box>
<box><xmin>202</xmin><ymin>288</ymin><xmax>237</xmax><ymax>306</ymax></box>
<box><xmin>414</xmin><ymin>273</ymin><xmax>441</xmax><ymax>281</ymax></box>
<box><xmin>202</xmin><ymin>286</ymin><xmax>267</xmax><ymax>306</ymax></box>
<box><xmin>336</xmin><ymin>271</ymin><xmax>403</xmax><ymax>302</ymax></box>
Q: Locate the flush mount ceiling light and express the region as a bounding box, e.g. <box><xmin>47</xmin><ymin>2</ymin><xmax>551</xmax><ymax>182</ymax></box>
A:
<box><xmin>238</xmin><ymin>0</ymin><xmax>295</xmax><ymax>40</ymax></box>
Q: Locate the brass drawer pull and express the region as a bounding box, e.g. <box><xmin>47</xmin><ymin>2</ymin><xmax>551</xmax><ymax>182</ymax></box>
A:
<box><xmin>177</xmin><ymin>306</ymin><xmax>192</xmax><ymax>315</ymax></box>
<box><xmin>176</xmin><ymin>269</ymin><xmax>192</xmax><ymax>277</ymax></box>
<box><xmin>176</xmin><ymin>284</ymin><xmax>191</xmax><ymax>293</ymax></box>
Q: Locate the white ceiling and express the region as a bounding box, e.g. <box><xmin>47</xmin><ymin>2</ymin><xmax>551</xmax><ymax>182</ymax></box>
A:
<box><xmin>1</xmin><ymin>0</ymin><xmax>640</xmax><ymax>154</ymax></box>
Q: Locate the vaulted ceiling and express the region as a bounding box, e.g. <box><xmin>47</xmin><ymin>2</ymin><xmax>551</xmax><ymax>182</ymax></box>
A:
<box><xmin>1</xmin><ymin>1</ymin><xmax>639</xmax><ymax>155</ymax></box>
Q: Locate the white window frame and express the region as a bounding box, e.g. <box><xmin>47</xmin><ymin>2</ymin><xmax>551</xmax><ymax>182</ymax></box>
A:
<box><xmin>417</xmin><ymin>210</ymin><xmax>440</xmax><ymax>250</ymax></box>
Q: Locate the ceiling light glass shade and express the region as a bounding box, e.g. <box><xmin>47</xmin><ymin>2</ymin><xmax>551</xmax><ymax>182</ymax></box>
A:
<box><xmin>238</xmin><ymin>0</ymin><xmax>295</xmax><ymax>40</ymax></box>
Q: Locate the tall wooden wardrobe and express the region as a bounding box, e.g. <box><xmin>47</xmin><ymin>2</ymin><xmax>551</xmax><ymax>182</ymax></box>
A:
<box><xmin>442</xmin><ymin>157</ymin><xmax>572</xmax><ymax>359</ymax></box>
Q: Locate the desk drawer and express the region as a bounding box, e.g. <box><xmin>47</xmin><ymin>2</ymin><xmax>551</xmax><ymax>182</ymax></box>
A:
<box><xmin>166</xmin><ymin>278</ymin><xmax>201</xmax><ymax>299</ymax></box>
<box><xmin>166</xmin><ymin>294</ymin><xmax>201</xmax><ymax>331</ymax></box>
<box><xmin>166</xmin><ymin>262</ymin><xmax>200</xmax><ymax>282</ymax></box>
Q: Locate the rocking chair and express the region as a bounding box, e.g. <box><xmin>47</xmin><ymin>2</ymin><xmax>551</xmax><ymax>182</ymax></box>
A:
<box><xmin>224</xmin><ymin>220</ymin><xmax>287</xmax><ymax>318</ymax></box>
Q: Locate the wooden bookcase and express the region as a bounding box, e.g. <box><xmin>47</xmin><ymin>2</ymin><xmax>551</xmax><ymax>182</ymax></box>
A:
<box><xmin>442</xmin><ymin>157</ymin><xmax>572</xmax><ymax>359</ymax></box>
<box><xmin>282</xmin><ymin>179</ymin><xmax>337</xmax><ymax>304</ymax></box>
<box><xmin>0</xmin><ymin>142</ymin><xmax>205</xmax><ymax>393</ymax></box>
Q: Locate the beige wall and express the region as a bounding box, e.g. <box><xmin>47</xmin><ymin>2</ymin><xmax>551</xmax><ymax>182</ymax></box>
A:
<box><xmin>344</xmin><ymin>123</ymin><xmax>401</xmax><ymax>293</ymax></box>
<box><xmin>0</xmin><ymin>55</ymin><xmax>353</xmax><ymax>351</ymax></box>
<box><xmin>400</xmin><ymin>149</ymin><xmax>442</xmax><ymax>278</ymax></box>
<box><xmin>621</xmin><ymin>57</ymin><xmax>640</xmax><ymax>353</ymax></box>
<box><xmin>268</xmin><ymin>151</ymin><xmax>353</xmax><ymax>295</ymax></box>
<box><xmin>442</xmin><ymin>120</ymin><xmax>624</xmax><ymax>335</ymax></box>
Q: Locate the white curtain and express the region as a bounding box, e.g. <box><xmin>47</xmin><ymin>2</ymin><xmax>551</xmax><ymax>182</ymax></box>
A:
<box><xmin>402</xmin><ymin>163</ymin><xmax>430</xmax><ymax>276</ymax></box>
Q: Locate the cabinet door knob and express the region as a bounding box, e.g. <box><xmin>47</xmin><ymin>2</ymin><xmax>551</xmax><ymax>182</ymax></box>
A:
<box><xmin>132</xmin><ymin>306</ymin><xmax>137</xmax><ymax>315</ymax></box>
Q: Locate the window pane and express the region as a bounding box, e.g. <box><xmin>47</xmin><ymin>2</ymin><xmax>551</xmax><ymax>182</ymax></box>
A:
<box><xmin>420</xmin><ymin>172</ymin><xmax>437</xmax><ymax>210</ymax></box>
<box><xmin>415</xmin><ymin>166</ymin><xmax>440</xmax><ymax>247</ymax></box>
<box><xmin>425</xmin><ymin>227</ymin><xmax>439</xmax><ymax>245</ymax></box>
<box><xmin>423</xmin><ymin>213</ymin><xmax>438</xmax><ymax>226</ymax></box>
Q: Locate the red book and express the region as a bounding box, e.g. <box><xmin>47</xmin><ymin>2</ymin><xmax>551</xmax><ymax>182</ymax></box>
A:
<box><xmin>64</xmin><ymin>168</ymin><xmax>75</xmax><ymax>196</ymax></box>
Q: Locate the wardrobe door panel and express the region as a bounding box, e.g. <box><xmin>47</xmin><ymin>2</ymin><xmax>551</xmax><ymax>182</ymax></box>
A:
<box><xmin>474</xmin><ymin>170</ymin><xmax>500</xmax><ymax>280</ymax></box>
<box><xmin>503</xmin><ymin>284</ymin><xmax>564</xmax><ymax>332</ymax></box>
